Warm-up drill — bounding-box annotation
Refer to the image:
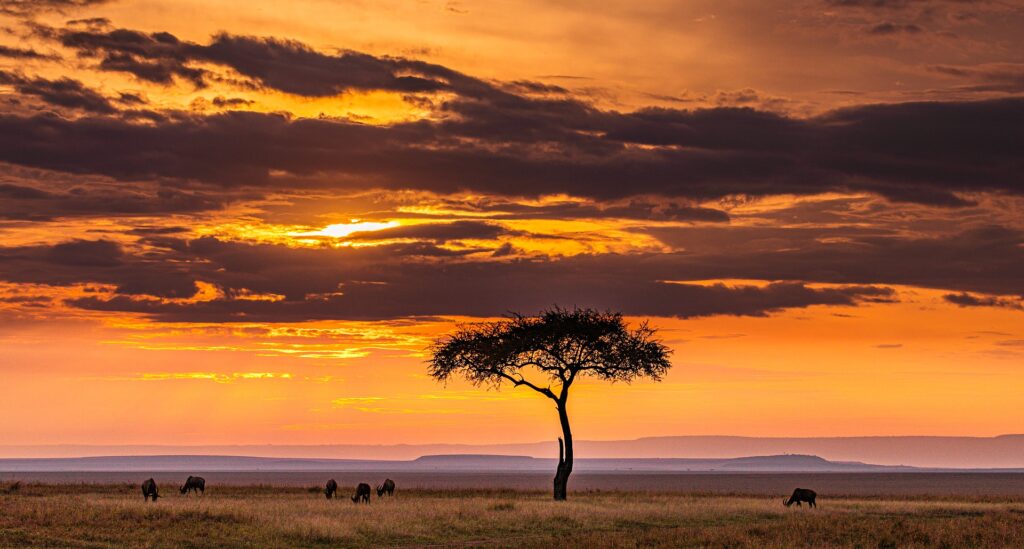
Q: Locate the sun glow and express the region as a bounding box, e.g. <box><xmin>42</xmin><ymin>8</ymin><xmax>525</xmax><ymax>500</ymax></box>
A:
<box><xmin>298</xmin><ymin>220</ymin><xmax>400</xmax><ymax>238</ymax></box>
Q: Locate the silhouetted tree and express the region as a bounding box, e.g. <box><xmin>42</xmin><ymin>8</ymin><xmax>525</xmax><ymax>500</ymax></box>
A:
<box><xmin>428</xmin><ymin>307</ymin><xmax>672</xmax><ymax>500</ymax></box>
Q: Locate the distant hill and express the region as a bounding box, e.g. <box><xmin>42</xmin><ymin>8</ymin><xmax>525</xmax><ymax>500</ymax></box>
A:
<box><xmin>411</xmin><ymin>454</ymin><xmax>540</xmax><ymax>470</ymax></box>
<box><xmin>0</xmin><ymin>453</ymin><xmax>953</xmax><ymax>473</ymax></box>
<box><xmin>4</xmin><ymin>435</ymin><xmax>1024</xmax><ymax>468</ymax></box>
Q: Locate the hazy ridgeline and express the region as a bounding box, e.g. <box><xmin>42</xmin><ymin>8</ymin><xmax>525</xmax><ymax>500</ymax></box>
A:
<box><xmin>3</xmin><ymin>482</ymin><xmax>1024</xmax><ymax>548</ymax></box>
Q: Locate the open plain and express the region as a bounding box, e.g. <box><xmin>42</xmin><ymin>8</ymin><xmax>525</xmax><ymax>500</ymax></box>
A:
<box><xmin>3</xmin><ymin>476</ymin><xmax>1024</xmax><ymax>548</ymax></box>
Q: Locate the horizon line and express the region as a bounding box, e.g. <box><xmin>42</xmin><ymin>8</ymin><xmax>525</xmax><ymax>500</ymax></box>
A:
<box><xmin>4</xmin><ymin>433</ymin><xmax>1024</xmax><ymax>448</ymax></box>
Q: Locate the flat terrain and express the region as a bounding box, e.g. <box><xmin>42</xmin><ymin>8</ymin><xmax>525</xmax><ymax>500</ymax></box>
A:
<box><xmin>3</xmin><ymin>481</ymin><xmax>1024</xmax><ymax>548</ymax></box>
<box><xmin>6</xmin><ymin>471</ymin><xmax>1024</xmax><ymax>497</ymax></box>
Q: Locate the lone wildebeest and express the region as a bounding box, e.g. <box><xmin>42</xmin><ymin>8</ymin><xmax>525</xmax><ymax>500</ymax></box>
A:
<box><xmin>376</xmin><ymin>478</ymin><xmax>395</xmax><ymax>498</ymax></box>
<box><xmin>180</xmin><ymin>475</ymin><xmax>206</xmax><ymax>496</ymax></box>
<box><xmin>325</xmin><ymin>479</ymin><xmax>338</xmax><ymax>500</ymax></box>
<box><xmin>141</xmin><ymin>478</ymin><xmax>161</xmax><ymax>502</ymax></box>
<box><xmin>352</xmin><ymin>483</ymin><xmax>371</xmax><ymax>504</ymax></box>
<box><xmin>784</xmin><ymin>488</ymin><xmax>817</xmax><ymax>508</ymax></box>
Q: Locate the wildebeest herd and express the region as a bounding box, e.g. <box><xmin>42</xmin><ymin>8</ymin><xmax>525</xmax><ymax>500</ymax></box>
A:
<box><xmin>141</xmin><ymin>476</ymin><xmax>398</xmax><ymax>503</ymax></box>
<box><xmin>141</xmin><ymin>477</ymin><xmax>816</xmax><ymax>508</ymax></box>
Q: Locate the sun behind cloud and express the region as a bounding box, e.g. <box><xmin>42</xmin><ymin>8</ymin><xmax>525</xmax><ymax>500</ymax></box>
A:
<box><xmin>297</xmin><ymin>220</ymin><xmax>401</xmax><ymax>239</ymax></box>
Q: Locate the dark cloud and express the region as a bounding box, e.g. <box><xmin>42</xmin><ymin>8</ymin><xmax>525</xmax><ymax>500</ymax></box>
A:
<box><xmin>65</xmin><ymin>17</ymin><xmax>111</xmax><ymax>29</ymax></box>
<box><xmin>643</xmin><ymin>223</ymin><xmax>895</xmax><ymax>256</ymax></box>
<box><xmin>45</xmin><ymin>239</ymin><xmax>122</xmax><ymax>266</ymax></box>
<box><xmin>346</xmin><ymin>221</ymin><xmax>512</xmax><ymax>243</ymax></box>
<box><xmin>944</xmin><ymin>292</ymin><xmax>1023</xmax><ymax>310</ymax></box>
<box><xmin>0</xmin><ymin>177</ymin><xmax>235</xmax><ymax>221</ymax></box>
<box><xmin>64</xmin><ymin>240</ymin><xmax>897</xmax><ymax>322</ymax></box>
<box><xmin>995</xmin><ymin>339</ymin><xmax>1024</xmax><ymax>347</ymax></box>
<box><xmin>5</xmin><ymin>219</ymin><xmax>1019</xmax><ymax>322</ymax></box>
<box><xmin>0</xmin><ymin>234</ymin><xmax>898</xmax><ymax>321</ymax></box>
<box><xmin>651</xmin><ymin>204</ymin><xmax>730</xmax><ymax>223</ymax></box>
<box><xmin>0</xmin><ymin>182</ymin><xmax>50</xmax><ymax>200</ymax></box>
<box><xmin>116</xmin><ymin>92</ymin><xmax>146</xmax><ymax>105</ymax></box>
<box><xmin>0</xmin><ymin>95</ymin><xmax>1020</xmax><ymax>206</ymax></box>
<box><xmin>645</xmin><ymin>225</ymin><xmax>1024</xmax><ymax>297</ymax></box>
<box><xmin>928</xmin><ymin>63</ymin><xmax>1024</xmax><ymax>93</ymax></box>
<box><xmin>0</xmin><ymin>0</ymin><xmax>109</xmax><ymax>16</ymax></box>
<box><xmin>51</xmin><ymin>28</ymin><xmax>207</xmax><ymax>86</ymax></box>
<box><xmin>68</xmin><ymin>281</ymin><xmax>894</xmax><ymax>322</ymax></box>
<box><xmin>126</xmin><ymin>226</ymin><xmax>190</xmax><ymax>236</ymax></box>
<box><xmin>0</xmin><ymin>71</ymin><xmax>116</xmax><ymax>114</ymax></box>
<box><xmin>420</xmin><ymin>197</ymin><xmax>730</xmax><ymax>223</ymax></box>
<box><xmin>868</xmin><ymin>22</ymin><xmax>923</xmax><ymax>34</ymax></box>
<box><xmin>826</xmin><ymin>0</ymin><xmax>987</xmax><ymax>9</ymax></box>
<box><xmin>0</xmin><ymin>295</ymin><xmax>51</xmax><ymax>305</ymax></box>
<box><xmin>0</xmin><ymin>239</ymin><xmax>196</xmax><ymax>298</ymax></box>
<box><xmin>0</xmin><ymin>45</ymin><xmax>53</xmax><ymax>59</ymax></box>
<box><xmin>51</xmin><ymin>28</ymin><xmax>469</xmax><ymax>95</ymax></box>
<box><xmin>490</xmin><ymin>242</ymin><xmax>517</xmax><ymax>257</ymax></box>
<box><xmin>504</xmin><ymin>80</ymin><xmax>570</xmax><ymax>95</ymax></box>
<box><xmin>827</xmin><ymin>0</ymin><xmax>909</xmax><ymax>7</ymax></box>
<box><xmin>211</xmin><ymin>96</ymin><xmax>253</xmax><ymax>108</ymax></box>
<box><xmin>5</xmin><ymin>25</ymin><xmax>1015</xmax><ymax>206</ymax></box>
<box><xmin>819</xmin><ymin>0</ymin><xmax>1008</xmax><ymax>45</ymax></box>
<box><xmin>198</xmin><ymin>34</ymin><xmax>460</xmax><ymax>96</ymax></box>
<box><xmin>0</xmin><ymin>1</ymin><xmax>1014</xmax><ymax>348</ymax></box>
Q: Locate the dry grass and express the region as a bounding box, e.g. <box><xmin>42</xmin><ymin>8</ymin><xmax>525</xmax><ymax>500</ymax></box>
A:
<box><xmin>2</xmin><ymin>483</ymin><xmax>1024</xmax><ymax>547</ymax></box>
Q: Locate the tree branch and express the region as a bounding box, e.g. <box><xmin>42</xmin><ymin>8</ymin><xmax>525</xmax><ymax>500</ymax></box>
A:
<box><xmin>497</xmin><ymin>371</ymin><xmax>557</xmax><ymax>400</ymax></box>
<box><xmin>542</xmin><ymin>345</ymin><xmax>573</xmax><ymax>379</ymax></box>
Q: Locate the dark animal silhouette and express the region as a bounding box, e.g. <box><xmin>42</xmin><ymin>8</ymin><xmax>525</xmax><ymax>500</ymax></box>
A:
<box><xmin>376</xmin><ymin>478</ymin><xmax>395</xmax><ymax>498</ymax></box>
<box><xmin>784</xmin><ymin>488</ymin><xmax>817</xmax><ymax>508</ymax></box>
<box><xmin>325</xmin><ymin>479</ymin><xmax>338</xmax><ymax>500</ymax></box>
<box><xmin>351</xmin><ymin>483</ymin><xmax>371</xmax><ymax>504</ymax></box>
<box><xmin>180</xmin><ymin>475</ymin><xmax>206</xmax><ymax>496</ymax></box>
<box><xmin>141</xmin><ymin>478</ymin><xmax>161</xmax><ymax>502</ymax></box>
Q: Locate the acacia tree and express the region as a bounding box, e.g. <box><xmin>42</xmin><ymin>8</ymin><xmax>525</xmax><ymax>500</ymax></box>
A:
<box><xmin>428</xmin><ymin>307</ymin><xmax>672</xmax><ymax>500</ymax></box>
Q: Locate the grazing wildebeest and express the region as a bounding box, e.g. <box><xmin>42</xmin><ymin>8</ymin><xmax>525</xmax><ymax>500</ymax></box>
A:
<box><xmin>784</xmin><ymin>488</ymin><xmax>817</xmax><ymax>508</ymax></box>
<box><xmin>325</xmin><ymin>479</ymin><xmax>338</xmax><ymax>500</ymax></box>
<box><xmin>377</xmin><ymin>478</ymin><xmax>395</xmax><ymax>498</ymax></box>
<box><xmin>141</xmin><ymin>478</ymin><xmax>161</xmax><ymax>502</ymax></box>
<box><xmin>351</xmin><ymin>483</ymin><xmax>371</xmax><ymax>504</ymax></box>
<box><xmin>180</xmin><ymin>475</ymin><xmax>206</xmax><ymax>496</ymax></box>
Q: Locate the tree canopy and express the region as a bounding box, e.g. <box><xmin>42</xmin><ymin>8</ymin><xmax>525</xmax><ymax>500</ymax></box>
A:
<box><xmin>429</xmin><ymin>307</ymin><xmax>672</xmax><ymax>400</ymax></box>
<box><xmin>428</xmin><ymin>307</ymin><xmax>673</xmax><ymax>500</ymax></box>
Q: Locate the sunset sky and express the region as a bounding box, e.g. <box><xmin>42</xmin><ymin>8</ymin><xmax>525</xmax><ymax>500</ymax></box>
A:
<box><xmin>0</xmin><ymin>0</ymin><xmax>1022</xmax><ymax>450</ymax></box>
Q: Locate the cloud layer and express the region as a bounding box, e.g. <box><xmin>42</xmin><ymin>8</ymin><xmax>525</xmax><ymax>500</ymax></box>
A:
<box><xmin>0</xmin><ymin>7</ymin><xmax>1021</xmax><ymax>324</ymax></box>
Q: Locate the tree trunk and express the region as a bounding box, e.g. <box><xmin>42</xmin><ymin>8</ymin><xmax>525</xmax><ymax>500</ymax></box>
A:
<box><xmin>553</xmin><ymin>404</ymin><xmax>573</xmax><ymax>501</ymax></box>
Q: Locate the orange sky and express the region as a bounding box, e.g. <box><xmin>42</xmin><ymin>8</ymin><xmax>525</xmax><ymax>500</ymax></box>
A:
<box><xmin>0</xmin><ymin>0</ymin><xmax>1022</xmax><ymax>449</ymax></box>
<box><xmin>2</xmin><ymin>286</ymin><xmax>1022</xmax><ymax>445</ymax></box>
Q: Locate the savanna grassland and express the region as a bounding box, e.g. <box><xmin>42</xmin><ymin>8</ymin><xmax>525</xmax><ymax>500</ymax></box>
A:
<box><xmin>3</xmin><ymin>482</ymin><xmax>1024</xmax><ymax>548</ymax></box>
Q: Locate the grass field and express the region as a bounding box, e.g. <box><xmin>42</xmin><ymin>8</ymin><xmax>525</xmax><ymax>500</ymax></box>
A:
<box><xmin>3</xmin><ymin>482</ymin><xmax>1024</xmax><ymax>548</ymax></box>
